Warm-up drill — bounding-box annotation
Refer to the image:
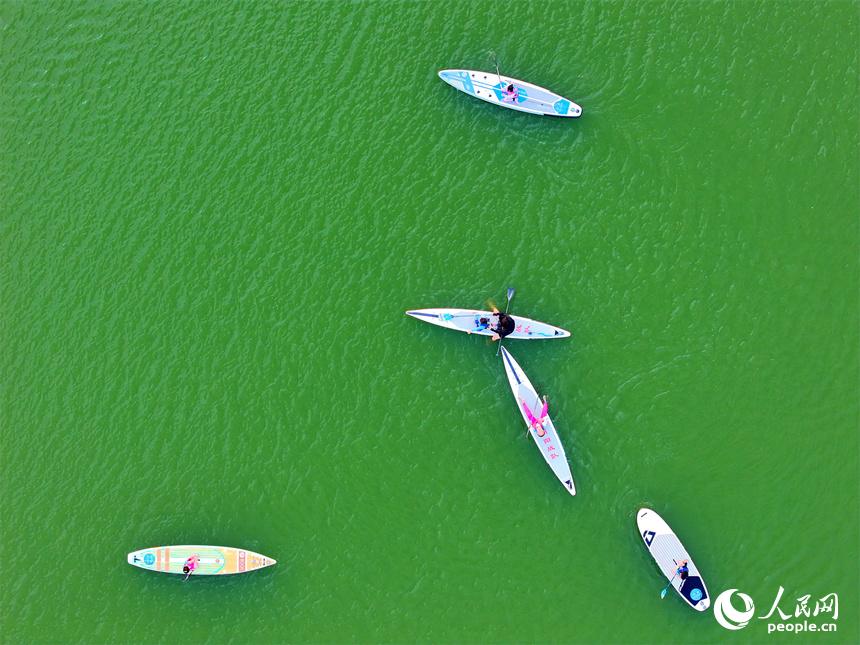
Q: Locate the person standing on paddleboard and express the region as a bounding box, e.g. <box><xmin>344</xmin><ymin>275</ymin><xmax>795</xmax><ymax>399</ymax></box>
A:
<box><xmin>183</xmin><ymin>555</ymin><xmax>198</xmax><ymax>580</ymax></box>
<box><xmin>490</xmin><ymin>306</ymin><xmax>515</xmax><ymax>341</ymax></box>
<box><xmin>518</xmin><ymin>395</ymin><xmax>549</xmax><ymax>438</ymax></box>
<box><xmin>502</xmin><ymin>83</ymin><xmax>519</xmax><ymax>102</ymax></box>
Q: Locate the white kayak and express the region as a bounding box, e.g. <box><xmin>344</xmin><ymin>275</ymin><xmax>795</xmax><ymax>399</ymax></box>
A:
<box><xmin>500</xmin><ymin>346</ymin><xmax>575</xmax><ymax>495</ymax></box>
<box><xmin>636</xmin><ymin>508</ymin><xmax>710</xmax><ymax>611</ymax></box>
<box><xmin>406</xmin><ymin>309</ymin><xmax>570</xmax><ymax>340</ymax></box>
<box><xmin>438</xmin><ymin>69</ymin><xmax>582</xmax><ymax>117</ymax></box>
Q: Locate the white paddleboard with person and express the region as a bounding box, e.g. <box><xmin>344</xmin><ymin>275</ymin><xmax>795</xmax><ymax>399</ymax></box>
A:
<box><xmin>438</xmin><ymin>56</ymin><xmax>582</xmax><ymax>117</ymax></box>
<box><xmin>501</xmin><ymin>346</ymin><xmax>576</xmax><ymax>495</ymax></box>
<box><xmin>636</xmin><ymin>508</ymin><xmax>710</xmax><ymax>611</ymax></box>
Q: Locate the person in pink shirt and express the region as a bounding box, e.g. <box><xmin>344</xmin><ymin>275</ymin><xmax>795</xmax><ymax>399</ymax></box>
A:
<box><xmin>502</xmin><ymin>83</ymin><xmax>519</xmax><ymax>102</ymax></box>
<box><xmin>183</xmin><ymin>555</ymin><xmax>198</xmax><ymax>580</ymax></box>
<box><xmin>518</xmin><ymin>394</ymin><xmax>548</xmax><ymax>437</ymax></box>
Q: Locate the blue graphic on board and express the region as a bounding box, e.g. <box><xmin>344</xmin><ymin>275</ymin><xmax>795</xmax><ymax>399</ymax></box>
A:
<box><xmin>553</xmin><ymin>99</ymin><xmax>570</xmax><ymax>115</ymax></box>
<box><xmin>690</xmin><ymin>588</ymin><xmax>703</xmax><ymax>601</ymax></box>
<box><xmin>438</xmin><ymin>71</ymin><xmax>475</xmax><ymax>94</ymax></box>
<box><xmin>144</xmin><ymin>553</ymin><xmax>155</xmax><ymax>566</ymax></box>
<box><xmin>643</xmin><ymin>530</ymin><xmax>656</xmax><ymax>547</ymax></box>
<box><xmin>457</xmin><ymin>71</ymin><xmax>474</xmax><ymax>94</ymax></box>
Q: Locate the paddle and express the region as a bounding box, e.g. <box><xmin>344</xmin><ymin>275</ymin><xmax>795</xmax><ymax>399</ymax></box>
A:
<box><xmin>492</xmin><ymin>53</ymin><xmax>503</xmax><ymax>85</ymax></box>
<box><xmin>495</xmin><ymin>287</ymin><xmax>515</xmax><ymax>357</ymax></box>
<box><xmin>661</xmin><ymin>559</ymin><xmax>679</xmax><ymax>598</ymax></box>
<box><xmin>442</xmin><ymin>312</ymin><xmax>487</xmax><ymax>320</ymax></box>
<box><xmin>503</xmin><ymin>286</ymin><xmax>514</xmax><ymax>312</ymax></box>
<box><xmin>660</xmin><ymin>575</ymin><xmax>677</xmax><ymax>598</ymax></box>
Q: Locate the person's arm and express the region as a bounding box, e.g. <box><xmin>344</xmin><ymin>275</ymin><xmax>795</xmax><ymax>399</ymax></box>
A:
<box><xmin>539</xmin><ymin>396</ymin><xmax>548</xmax><ymax>419</ymax></box>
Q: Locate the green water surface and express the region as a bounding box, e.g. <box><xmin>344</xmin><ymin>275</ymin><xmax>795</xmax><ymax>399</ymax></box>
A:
<box><xmin>2</xmin><ymin>1</ymin><xmax>858</xmax><ymax>644</ymax></box>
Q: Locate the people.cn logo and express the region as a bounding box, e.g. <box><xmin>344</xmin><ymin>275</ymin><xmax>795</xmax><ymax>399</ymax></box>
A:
<box><xmin>714</xmin><ymin>589</ymin><xmax>756</xmax><ymax>630</ymax></box>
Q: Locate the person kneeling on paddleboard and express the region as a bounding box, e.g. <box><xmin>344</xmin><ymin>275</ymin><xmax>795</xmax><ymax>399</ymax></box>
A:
<box><xmin>519</xmin><ymin>395</ymin><xmax>548</xmax><ymax>438</ymax></box>
<box><xmin>468</xmin><ymin>316</ymin><xmax>491</xmax><ymax>335</ymax></box>
<box><xmin>183</xmin><ymin>555</ymin><xmax>198</xmax><ymax>580</ymax></box>
<box><xmin>490</xmin><ymin>307</ymin><xmax>515</xmax><ymax>341</ymax></box>
<box><xmin>503</xmin><ymin>83</ymin><xmax>519</xmax><ymax>102</ymax></box>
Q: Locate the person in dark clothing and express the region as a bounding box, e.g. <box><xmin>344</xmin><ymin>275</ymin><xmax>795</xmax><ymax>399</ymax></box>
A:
<box><xmin>490</xmin><ymin>306</ymin><xmax>516</xmax><ymax>341</ymax></box>
<box><xmin>677</xmin><ymin>560</ymin><xmax>689</xmax><ymax>588</ymax></box>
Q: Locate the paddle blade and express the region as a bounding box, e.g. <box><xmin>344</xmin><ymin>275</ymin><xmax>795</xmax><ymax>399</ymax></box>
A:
<box><xmin>503</xmin><ymin>287</ymin><xmax>515</xmax><ymax>314</ymax></box>
<box><xmin>660</xmin><ymin>587</ymin><xmax>668</xmax><ymax>599</ymax></box>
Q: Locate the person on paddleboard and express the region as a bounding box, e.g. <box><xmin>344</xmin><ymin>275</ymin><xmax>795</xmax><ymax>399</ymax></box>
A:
<box><xmin>503</xmin><ymin>83</ymin><xmax>519</xmax><ymax>102</ymax></box>
<box><xmin>518</xmin><ymin>394</ymin><xmax>548</xmax><ymax>438</ymax></box>
<box><xmin>676</xmin><ymin>560</ymin><xmax>689</xmax><ymax>587</ymax></box>
<box><xmin>468</xmin><ymin>316</ymin><xmax>491</xmax><ymax>335</ymax></box>
<box><xmin>490</xmin><ymin>306</ymin><xmax>515</xmax><ymax>341</ymax></box>
<box><xmin>183</xmin><ymin>555</ymin><xmax>198</xmax><ymax>580</ymax></box>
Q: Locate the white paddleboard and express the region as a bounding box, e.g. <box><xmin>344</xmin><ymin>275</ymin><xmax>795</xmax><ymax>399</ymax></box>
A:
<box><xmin>406</xmin><ymin>308</ymin><xmax>570</xmax><ymax>340</ymax></box>
<box><xmin>127</xmin><ymin>545</ymin><xmax>276</xmax><ymax>576</ymax></box>
<box><xmin>438</xmin><ymin>69</ymin><xmax>582</xmax><ymax>117</ymax></box>
<box><xmin>500</xmin><ymin>346</ymin><xmax>575</xmax><ymax>495</ymax></box>
<box><xmin>636</xmin><ymin>508</ymin><xmax>710</xmax><ymax>610</ymax></box>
